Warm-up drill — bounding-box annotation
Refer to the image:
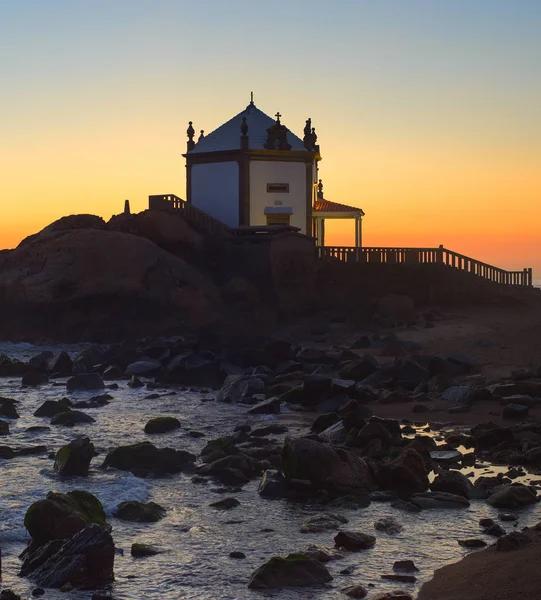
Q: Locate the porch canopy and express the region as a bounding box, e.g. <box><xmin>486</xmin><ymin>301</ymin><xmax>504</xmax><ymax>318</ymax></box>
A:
<box><xmin>312</xmin><ymin>180</ymin><xmax>365</xmax><ymax>248</ymax></box>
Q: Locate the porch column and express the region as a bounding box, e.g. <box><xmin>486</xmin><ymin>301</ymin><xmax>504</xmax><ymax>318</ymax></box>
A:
<box><xmin>354</xmin><ymin>214</ymin><xmax>362</xmax><ymax>262</ymax></box>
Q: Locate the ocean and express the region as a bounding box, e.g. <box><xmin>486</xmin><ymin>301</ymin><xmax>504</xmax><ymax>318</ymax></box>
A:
<box><xmin>1</xmin><ymin>342</ymin><xmax>540</xmax><ymax>599</ymax></box>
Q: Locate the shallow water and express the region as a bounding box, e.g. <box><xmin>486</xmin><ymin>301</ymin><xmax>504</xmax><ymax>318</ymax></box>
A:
<box><xmin>1</xmin><ymin>342</ymin><xmax>540</xmax><ymax>600</ymax></box>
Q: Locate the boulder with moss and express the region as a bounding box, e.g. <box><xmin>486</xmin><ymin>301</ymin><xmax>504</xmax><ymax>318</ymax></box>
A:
<box><xmin>114</xmin><ymin>501</ymin><xmax>166</xmax><ymax>522</ymax></box>
<box><xmin>54</xmin><ymin>436</ymin><xmax>95</xmax><ymax>476</ymax></box>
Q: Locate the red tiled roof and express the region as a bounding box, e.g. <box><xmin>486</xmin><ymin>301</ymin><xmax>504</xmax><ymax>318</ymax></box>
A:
<box><xmin>314</xmin><ymin>199</ymin><xmax>364</xmax><ymax>214</ymax></box>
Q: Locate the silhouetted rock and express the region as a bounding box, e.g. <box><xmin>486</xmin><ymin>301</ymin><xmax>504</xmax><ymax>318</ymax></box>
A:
<box><xmin>0</xmin><ymin>397</ymin><xmax>19</xmax><ymax>419</ymax></box>
<box><xmin>114</xmin><ymin>501</ymin><xmax>166</xmax><ymax>522</ymax></box>
<box><xmin>248</xmin><ymin>553</ymin><xmax>332</xmax><ymax>589</ymax></box>
<box><xmin>54</xmin><ymin>436</ymin><xmax>95</xmax><ymax>476</ymax></box>
<box><xmin>66</xmin><ymin>373</ymin><xmax>104</xmax><ymax>392</ymax></box>
<box><xmin>334</xmin><ymin>530</ymin><xmax>376</xmax><ymax>551</ymax></box>
<box><xmin>101</xmin><ymin>441</ymin><xmax>195</xmax><ymax>476</ymax></box>
<box><xmin>144</xmin><ymin>417</ymin><xmax>181</xmax><ymax>434</ymax></box>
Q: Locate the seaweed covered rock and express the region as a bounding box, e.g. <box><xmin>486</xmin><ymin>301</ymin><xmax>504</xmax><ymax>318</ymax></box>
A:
<box><xmin>114</xmin><ymin>501</ymin><xmax>166</xmax><ymax>522</ymax></box>
<box><xmin>54</xmin><ymin>436</ymin><xmax>95</xmax><ymax>476</ymax></box>
<box><xmin>248</xmin><ymin>553</ymin><xmax>333</xmax><ymax>589</ymax></box>
<box><xmin>24</xmin><ymin>490</ymin><xmax>107</xmax><ymax>546</ymax></box>
<box><xmin>144</xmin><ymin>417</ymin><xmax>181</xmax><ymax>434</ymax></box>
<box><xmin>101</xmin><ymin>441</ymin><xmax>195</xmax><ymax>476</ymax></box>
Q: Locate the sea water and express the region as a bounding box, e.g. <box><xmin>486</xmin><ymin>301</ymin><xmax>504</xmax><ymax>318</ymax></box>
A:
<box><xmin>1</xmin><ymin>343</ymin><xmax>540</xmax><ymax>600</ymax></box>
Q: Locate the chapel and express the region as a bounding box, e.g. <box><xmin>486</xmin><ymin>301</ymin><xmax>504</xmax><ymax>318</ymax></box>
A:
<box><xmin>182</xmin><ymin>96</ymin><xmax>364</xmax><ymax>247</ymax></box>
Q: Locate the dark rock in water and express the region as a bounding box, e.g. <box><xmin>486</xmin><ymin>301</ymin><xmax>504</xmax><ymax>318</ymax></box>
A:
<box><xmin>22</xmin><ymin>372</ymin><xmax>49</xmax><ymax>387</ymax></box>
<box><xmin>216</xmin><ymin>374</ymin><xmax>265</xmax><ymax>403</ymax></box>
<box><xmin>144</xmin><ymin>417</ymin><xmax>181</xmax><ymax>434</ymax></box>
<box><xmin>411</xmin><ymin>491</ymin><xmax>470</xmax><ymax>509</ymax></box>
<box><xmin>21</xmin><ymin>524</ymin><xmax>114</xmax><ymax>589</ymax></box>
<box><xmin>485</xmin><ymin>523</ymin><xmax>506</xmax><ymax>537</ymax></box>
<box><xmin>103</xmin><ymin>365</ymin><xmax>123</xmax><ymax>380</ymax></box>
<box><xmin>131</xmin><ymin>543</ymin><xmax>160</xmax><ymax>557</ymax></box>
<box><xmin>471</xmin><ymin>422</ymin><xmax>514</xmax><ymax>450</ymax></box>
<box><xmin>381</xmin><ymin>574</ymin><xmax>417</xmax><ymax>583</ymax></box>
<box><xmin>0</xmin><ymin>420</ymin><xmax>9</xmax><ymax>435</ymax></box>
<box><xmin>458</xmin><ymin>539</ymin><xmax>487</xmax><ymax>548</ymax></box>
<box><xmin>374</xmin><ymin>517</ymin><xmax>403</xmax><ymax>534</ymax></box>
<box><xmin>258</xmin><ymin>470</ymin><xmax>288</xmax><ymax>499</ymax></box>
<box><xmin>66</xmin><ymin>373</ymin><xmax>105</xmax><ymax>392</ymax></box>
<box><xmin>31</xmin><ymin>589</ymin><xmax>45</xmax><ymax>597</ymax></box>
<box><xmin>442</xmin><ymin>386</ymin><xmax>478</xmax><ymax>405</ymax></box>
<box><xmin>229</xmin><ymin>551</ymin><xmax>246</xmax><ymax>559</ymax></box>
<box><xmin>125</xmin><ymin>360</ymin><xmax>162</xmax><ymax>376</ymax></box>
<box><xmin>479</xmin><ymin>517</ymin><xmax>495</xmax><ymax>528</ymax></box>
<box><xmin>377</xmin><ymin>448</ymin><xmax>429</xmax><ymax>497</ymax></box>
<box><xmin>23</xmin><ymin>490</ymin><xmax>107</xmax><ymax>546</ymax></box>
<box><xmin>54</xmin><ymin>436</ymin><xmax>95</xmax><ymax>476</ymax></box>
<box><xmin>395</xmin><ymin>358</ymin><xmax>429</xmax><ymax>390</ymax></box>
<box><xmin>300</xmin><ymin>513</ymin><xmax>348</xmax><ymax>533</ymax></box>
<box><xmin>251</xmin><ymin>424</ymin><xmax>288</xmax><ymax>437</ymax></box>
<box><xmin>128</xmin><ymin>375</ymin><xmax>144</xmax><ymax>388</ymax></box>
<box><xmin>341</xmin><ymin>584</ymin><xmax>368</xmax><ymax>598</ymax></box>
<box><xmin>47</xmin><ymin>351</ymin><xmax>73</xmax><ymax>375</ymax></box>
<box><xmin>495</xmin><ymin>531</ymin><xmax>533</xmax><ymax>552</ymax></box>
<box><xmin>282</xmin><ymin>437</ymin><xmax>377</xmax><ymax>496</ymax></box>
<box><xmin>198</xmin><ymin>453</ymin><xmax>257</xmax><ymax>483</ymax></box>
<box><xmin>0</xmin><ymin>397</ymin><xmax>20</xmax><ymax>419</ymax></box>
<box><xmin>102</xmin><ymin>441</ymin><xmax>195</xmax><ymax>476</ymax></box>
<box><xmin>430</xmin><ymin>470</ymin><xmax>473</xmax><ymax>499</ymax></box>
<box><xmin>248</xmin><ymin>398</ymin><xmax>281</xmax><ymax>414</ymax></box>
<box><xmin>201</xmin><ymin>435</ymin><xmax>238</xmax><ymax>463</ymax></box>
<box><xmin>15</xmin><ymin>445</ymin><xmax>47</xmax><ymax>457</ymax></box>
<box><xmin>115</xmin><ymin>501</ymin><xmax>166</xmax><ymax>522</ymax></box>
<box><xmin>51</xmin><ymin>410</ymin><xmax>95</xmax><ymax>426</ymax></box>
<box><xmin>334</xmin><ymin>530</ymin><xmax>376</xmax><ymax>551</ymax></box>
<box><xmin>498</xmin><ymin>512</ymin><xmax>518</xmax><ymax>522</ymax></box>
<box><xmin>393</xmin><ymin>560</ymin><xmax>419</xmax><ymax>572</ymax></box>
<box><xmin>339</xmin><ymin>355</ymin><xmax>380</xmax><ymax>382</ymax></box>
<box><xmin>502</xmin><ymin>403</ymin><xmax>529</xmax><ymax>419</ymax></box>
<box><xmin>0</xmin><ymin>444</ymin><xmax>15</xmax><ymax>458</ymax></box>
<box><xmin>312</xmin><ymin>412</ymin><xmax>339</xmax><ymax>434</ymax></box>
<box><xmin>34</xmin><ymin>398</ymin><xmax>72</xmax><ymax>417</ymax></box>
<box><xmin>248</xmin><ymin>553</ymin><xmax>333</xmax><ymax>589</ymax></box>
<box><xmin>209</xmin><ymin>497</ymin><xmax>240</xmax><ymax>510</ymax></box>
<box><xmin>486</xmin><ymin>483</ymin><xmax>538</xmax><ymax>508</ymax></box>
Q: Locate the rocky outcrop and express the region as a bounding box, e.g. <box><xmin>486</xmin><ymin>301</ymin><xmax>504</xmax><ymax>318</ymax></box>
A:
<box><xmin>376</xmin><ymin>448</ymin><xmax>429</xmax><ymax>497</ymax></box>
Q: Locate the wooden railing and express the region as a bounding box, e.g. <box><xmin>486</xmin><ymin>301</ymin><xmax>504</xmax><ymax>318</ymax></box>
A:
<box><xmin>148</xmin><ymin>194</ymin><xmax>231</xmax><ymax>237</ymax></box>
<box><xmin>318</xmin><ymin>245</ymin><xmax>533</xmax><ymax>287</ymax></box>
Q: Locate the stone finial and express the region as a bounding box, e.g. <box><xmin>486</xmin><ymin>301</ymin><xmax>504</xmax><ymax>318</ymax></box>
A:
<box><xmin>187</xmin><ymin>121</ymin><xmax>195</xmax><ymax>152</ymax></box>
<box><xmin>124</xmin><ymin>199</ymin><xmax>131</xmax><ymax>214</ymax></box>
<box><xmin>198</xmin><ymin>130</ymin><xmax>205</xmax><ymax>141</ymax></box>
<box><xmin>303</xmin><ymin>119</ymin><xmax>319</xmax><ymax>152</ymax></box>
<box><xmin>317</xmin><ymin>179</ymin><xmax>323</xmax><ymax>199</ymax></box>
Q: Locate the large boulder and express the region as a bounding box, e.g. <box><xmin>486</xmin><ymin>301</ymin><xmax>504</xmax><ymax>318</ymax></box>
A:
<box><xmin>430</xmin><ymin>470</ymin><xmax>474</xmax><ymax>499</ymax></box>
<box><xmin>20</xmin><ymin>524</ymin><xmax>114</xmax><ymax>589</ymax></box>
<box><xmin>334</xmin><ymin>530</ymin><xmax>376</xmax><ymax>551</ymax></box>
<box><xmin>486</xmin><ymin>484</ymin><xmax>538</xmax><ymax>508</ymax></box>
<box><xmin>54</xmin><ymin>436</ymin><xmax>95</xmax><ymax>476</ymax></box>
<box><xmin>0</xmin><ymin>224</ymin><xmax>221</xmax><ymax>341</ymax></box>
<box><xmin>101</xmin><ymin>441</ymin><xmax>195</xmax><ymax>476</ymax></box>
<box><xmin>144</xmin><ymin>417</ymin><xmax>181</xmax><ymax>434</ymax></box>
<box><xmin>114</xmin><ymin>501</ymin><xmax>166</xmax><ymax>522</ymax></box>
<box><xmin>248</xmin><ymin>553</ymin><xmax>333</xmax><ymax>589</ymax></box>
<box><xmin>282</xmin><ymin>437</ymin><xmax>377</xmax><ymax>495</ymax></box>
<box><xmin>157</xmin><ymin>354</ymin><xmax>227</xmax><ymax>389</ymax></box>
<box><xmin>24</xmin><ymin>490</ymin><xmax>107</xmax><ymax>546</ymax></box>
<box><xmin>377</xmin><ymin>449</ymin><xmax>429</xmax><ymax>497</ymax></box>
<box><xmin>66</xmin><ymin>373</ymin><xmax>104</xmax><ymax>392</ymax></box>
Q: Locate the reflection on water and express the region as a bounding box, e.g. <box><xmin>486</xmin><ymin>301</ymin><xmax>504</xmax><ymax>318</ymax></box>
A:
<box><xmin>0</xmin><ymin>343</ymin><xmax>540</xmax><ymax>599</ymax></box>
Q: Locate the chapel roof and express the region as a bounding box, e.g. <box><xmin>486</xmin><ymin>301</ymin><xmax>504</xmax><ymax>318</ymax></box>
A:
<box><xmin>188</xmin><ymin>102</ymin><xmax>307</xmax><ymax>154</ymax></box>
<box><xmin>314</xmin><ymin>199</ymin><xmax>365</xmax><ymax>215</ymax></box>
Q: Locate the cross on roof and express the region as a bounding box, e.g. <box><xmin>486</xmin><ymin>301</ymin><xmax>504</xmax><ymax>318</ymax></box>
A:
<box><xmin>275</xmin><ymin>112</ymin><xmax>281</xmax><ymax>122</ymax></box>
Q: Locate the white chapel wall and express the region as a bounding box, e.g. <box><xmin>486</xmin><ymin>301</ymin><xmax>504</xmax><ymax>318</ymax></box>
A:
<box><xmin>191</xmin><ymin>162</ymin><xmax>239</xmax><ymax>227</ymax></box>
<box><xmin>249</xmin><ymin>161</ymin><xmax>307</xmax><ymax>233</ymax></box>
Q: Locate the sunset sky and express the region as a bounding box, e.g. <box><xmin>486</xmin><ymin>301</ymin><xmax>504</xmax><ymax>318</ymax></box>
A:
<box><xmin>1</xmin><ymin>0</ymin><xmax>540</xmax><ymax>273</ymax></box>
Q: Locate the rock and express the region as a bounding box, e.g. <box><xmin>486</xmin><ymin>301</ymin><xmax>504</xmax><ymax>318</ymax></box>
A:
<box><xmin>66</xmin><ymin>373</ymin><xmax>105</xmax><ymax>391</ymax></box>
<box><xmin>340</xmin><ymin>355</ymin><xmax>380</xmax><ymax>382</ymax></box>
<box><xmin>334</xmin><ymin>531</ymin><xmax>376</xmax><ymax>551</ymax></box>
<box><xmin>0</xmin><ymin>420</ymin><xmax>9</xmax><ymax>435</ymax></box>
<box><xmin>102</xmin><ymin>366</ymin><xmax>123</xmax><ymax>380</ymax></box>
<box><xmin>47</xmin><ymin>351</ymin><xmax>73</xmax><ymax>375</ymax></box>
<box><xmin>128</xmin><ymin>375</ymin><xmax>144</xmax><ymax>388</ymax></box>
<box><xmin>377</xmin><ymin>448</ymin><xmax>429</xmax><ymax>497</ymax></box>
<box><xmin>374</xmin><ymin>517</ymin><xmax>403</xmax><ymax>534</ymax></box>
<box><xmin>51</xmin><ymin>410</ymin><xmax>95</xmax><ymax>426</ymax></box>
<box><xmin>158</xmin><ymin>354</ymin><xmax>226</xmax><ymax>389</ymax></box>
<box><xmin>198</xmin><ymin>453</ymin><xmax>257</xmax><ymax>483</ymax></box>
<box><xmin>486</xmin><ymin>483</ymin><xmax>538</xmax><ymax>508</ymax></box>
<box><xmin>0</xmin><ymin>397</ymin><xmax>20</xmax><ymax>419</ymax></box>
<box><xmin>498</xmin><ymin>512</ymin><xmax>518</xmax><ymax>522</ymax></box>
<box><xmin>23</xmin><ymin>490</ymin><xmax>107</xmax><ymax>546</ymax></box>
<box><xmin>495</xmin><ymin>531</ymin><xmax>533</xmax><ymax>551</ymax></box>
<box><xmin>393</xmin><ymin>560</ymin><xmax>419</xmax><ymax>572</ymax></box>
<box><xmin>21</xmin><ymin>524</ymin><xmax>114</xmax><ymax>589</ymax></box>
<box><xmin>282</xmin><ymin>437</ymin><xmax>377</xmax><ymax>496</ymax></box>
<box><xmin>300</xmin><ymin>513</ymin><xmax>348</xmax><ymax>533</ymax></box>
<box><xmin>458</xmin><ymin>539</ymin><xmax>487</xmax><ymax>548</ymax></box>
<box><xmin>125</xmin><ymin>360</ymin><xmax>162</xmax><ymax>376</ymax></box>
<box><xmin>0</xmin><ymin>446</ymin><xmax>15</xmax><ymax>459</ymax></box>
<box><xmin>101</xmin><ymin>441</ymin><xmax>195</xmax><ymax>476</ymax></box>
<box><xmin>54</xmin><ymin>436</ymin><xmax>95</xmax><ymax>476</ymax></box>
<box><xmin>248</xmin><ymin>553</ymin><xmax>333</xmax><ymax>589</ymax></box>
<box><xmin>303</xmin><ymin>545</ymin><xmax>340</xmax><ymax>562</ymax></box>
<box><xmin>229</xmin><ymin>551</ymin><xmax>246</xmax><ymax>559</ymax></box>
<box><xmin>430</xmin><ymin>470</ymin><xmax>473</xmax><ymax>498</ymax></box>
<box><xmin>258</xmin><ymin>470</ymin><xmax>287</xmax><ymax>499</ymax></box>
<box><xmin>0</xmin><ymin>591</ymin><xmax>22</xmax><ymax>600</ymax></box>
<box><xmin>471</xmin><ymin>422</ymin><xmax>514</xmax><ymax>450</ymax></box>
<box><xmin>209</xmin><ymin>497</ymin><xmax>240</xmax><ymax>510</ymax></box>
<box><xmin>216</xmin><ymin>374</ymin><xmax>265</xmax><ymax>403</ymax></box>
<box><xmin>201</xmin><ymin>435</ymin><xmax>237</xmax><ymax>463</ymax></box>
<box><xmin>342</xmin><ymin>584</ymin><xmax>368</xmax><ymax>598</ymax></box>
<box><xmin>368</xmin><ymin>593</ymin><xmax>413</xmax><ymax>600</ymax></box>
<box><xmin>22</xmin><ymin>372</ymin><xmax>49</xmax><ymax>386</ymax></box>
<box><xmin>34</xmin><ymin>399</ymin><xmax>72</xmax><ymax>417</ymax></box>
<box><xmin>114</xmin><ymin>501</ymin><xmax>166</xmax><ymax>522</ymax></box>
<box><xmin>485</xmin><ymin>523</ymin><xmax>506</xmax><ymax>537</ymax></box>
<box><xmin>248</xmin><ymin>398</ymin><xmax>281</xmax><ymax>414</ymax></box>
<box><xmin>381</xmin><ymin>574</ymin><xmax>417</xmax><ymax>583</ymax></box>
<box><xmin>131</xmin><ymin>543</ymin><xmax>160</xmax><ymax>557</ymax></box>
<box><xmin>144</xmin><ymin>417</ymin><xmax>181</xmax><ymax>434</ymax></box>
<box><xmin>442</xmin><ymin>386</ymin><xmax>478</xmax><ymax>405</ymax></box>
<box><xmin>502</xmin><ymin>403</ymin><xmax>529</xmax><ymax>419</ymax></box>
<box><xmin>411</xmin><ymin>491</ymin><xmax>470</xmax><ymax>509</ymax></box>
